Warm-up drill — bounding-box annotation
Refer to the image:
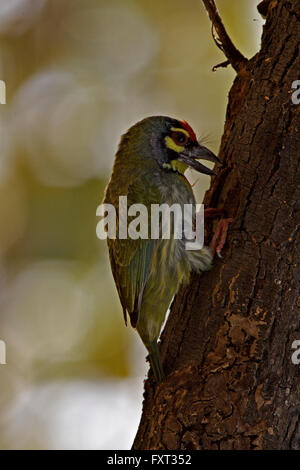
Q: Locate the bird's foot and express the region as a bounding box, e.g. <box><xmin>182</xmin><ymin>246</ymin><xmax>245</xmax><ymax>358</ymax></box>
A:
<box><xmin>196</xmin><ymin>206</ymin><xmax>233</xmax><ymax>258</ymax></box>
<box><xmin>210</xmin><ymin>217</ymin><xmax>233</xmax><ymax>258</ymax></box>
<box><xmin>204</xmin><ymin>207</ymin><xmax>224</xmax><ymax>219</ymax></box>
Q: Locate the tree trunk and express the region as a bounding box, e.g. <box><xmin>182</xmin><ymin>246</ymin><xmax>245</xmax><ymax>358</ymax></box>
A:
<box><xmin>133</xmin><ymin>0</ymin><xmax>300</xmax><ymax>450</ymax></box>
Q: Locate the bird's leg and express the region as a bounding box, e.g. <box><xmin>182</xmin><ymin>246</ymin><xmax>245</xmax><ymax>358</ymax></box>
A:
<box><xmin>198</xmin><ymin>207</ymin><xmax>233</xmax><ymax>258</ymax></box>
<box><xmin>204</xmin><ymin>207</ymin><xmax>224</xmax><ymax>219</ymax></box>
<box><xmin>209</xmin><ymin>217</ymin><xmax>233</xmax><ymax>258</ymax></box>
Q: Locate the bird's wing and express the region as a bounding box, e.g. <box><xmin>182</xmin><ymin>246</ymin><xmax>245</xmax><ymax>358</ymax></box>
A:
<box><xmin>107</xmin><ymin>176</ymin><xmax>160</xmax><ymax>327</ymax></box>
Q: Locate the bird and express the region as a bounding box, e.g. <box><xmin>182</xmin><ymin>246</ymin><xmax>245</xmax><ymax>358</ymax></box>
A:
<box><xmin>104</xmin><ymin>116</ymin><xmax>221</xmax><ymax>382</ymax></box>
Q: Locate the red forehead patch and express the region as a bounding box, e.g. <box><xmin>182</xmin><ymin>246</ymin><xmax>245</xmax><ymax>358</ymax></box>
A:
<box><xmin>181</xmin><ymin>120</ymin><xmax>197</xmax><ymax>142</ymax></box>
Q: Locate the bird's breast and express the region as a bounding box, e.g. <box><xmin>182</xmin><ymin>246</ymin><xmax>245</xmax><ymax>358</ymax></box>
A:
<box><xmin>155</xmin><ymin>171</ymin><xmax>195</xmax><ymax>206</ymax></box>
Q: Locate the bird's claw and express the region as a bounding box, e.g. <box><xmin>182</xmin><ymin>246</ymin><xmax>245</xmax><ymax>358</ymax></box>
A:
<box><xmin>210</xmin><ymin>217</ymin><xmax>233</xmax><ymax>258</ymax></box>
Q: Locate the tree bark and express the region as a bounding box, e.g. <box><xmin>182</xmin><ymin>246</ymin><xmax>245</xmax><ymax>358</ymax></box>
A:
<box><xmin>133</xmin><ymin>0</ymin><xmax>300</xmax><ymax>450</ymax></box>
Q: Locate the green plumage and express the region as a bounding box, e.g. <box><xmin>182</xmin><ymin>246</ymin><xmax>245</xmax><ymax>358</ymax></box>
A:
<box><xmin>104</xmin><ymin>116</ymin><xmax>215</xmax><ymax>381</ymax></box>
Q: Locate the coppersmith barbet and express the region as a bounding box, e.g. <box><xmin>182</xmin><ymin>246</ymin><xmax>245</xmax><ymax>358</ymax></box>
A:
<box><xmin>104</xmin><ymin>116</ymin><xmax>220</xmax><ymax>382</ymax></box>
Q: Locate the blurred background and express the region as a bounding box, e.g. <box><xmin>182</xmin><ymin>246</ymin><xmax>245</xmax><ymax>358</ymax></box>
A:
<box><xmin>0</xmin><ymin>0</ymin><xmax>262</xmax><ymax>449</ymax></box>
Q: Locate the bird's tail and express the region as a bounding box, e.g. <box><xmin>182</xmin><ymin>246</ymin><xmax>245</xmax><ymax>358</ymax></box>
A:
<box><xmin>148</xmin><ymin>340</ymin><xmax>165</xmax><ymax>383</ymax></box>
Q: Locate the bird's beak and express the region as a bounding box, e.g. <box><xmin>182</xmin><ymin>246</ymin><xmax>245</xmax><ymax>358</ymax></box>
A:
<box><xmin>178</xmin><ymin>143</ymin><xmax>221</xmax><ymax>175</ymax></box>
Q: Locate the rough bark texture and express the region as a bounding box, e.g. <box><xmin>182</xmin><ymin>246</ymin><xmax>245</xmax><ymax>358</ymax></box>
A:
<box><xmin>133</xmin><ymin>0</ymin><xmax>300</xmax><ymax>450</ymax></box>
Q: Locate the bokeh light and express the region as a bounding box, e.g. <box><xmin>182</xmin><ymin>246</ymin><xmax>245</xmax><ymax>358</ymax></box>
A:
<box><xmin>0</xmin><ymin>0</ymin><xmax>262</xmax><ymax>449</ymax></box>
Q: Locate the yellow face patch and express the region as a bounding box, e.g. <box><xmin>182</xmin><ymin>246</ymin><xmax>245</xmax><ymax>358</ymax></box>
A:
<box><xmin>170</xmin><ymin>159</ymin><xmax>187</xmax><ymax>174</ymax></box>
<box><xmin>162</xmin><ymin>160</ymin><xmax>187</xmax><ymax>174</ymax></box>
<box><xmin>164</xmin><ymin>135</ymin><xmax>184</xmax><ymax>153</ymax></box>
<box><xmin>171</xmin><ymin>127</ymin><xmax>190</xmax><ymax>137</ymax></box>
<box><xmin>164</xmin><ymin>127</ymin><xmax>190</xmax><ymax>174</ymax></box>
<box><xmin>164</xmin><ymin>128</ymin><xmax>190</xmax><ymax>153</ymax></box>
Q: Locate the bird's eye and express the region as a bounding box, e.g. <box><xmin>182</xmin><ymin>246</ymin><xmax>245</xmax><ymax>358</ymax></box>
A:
<box><xmin>171</xmin><ymin>131</ymin><xmax>189</xmax><ymax>146</ymax></box>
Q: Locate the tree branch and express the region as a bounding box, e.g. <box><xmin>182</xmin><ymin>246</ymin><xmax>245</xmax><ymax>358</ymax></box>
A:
<box><xmin>202</xmin><ymin>0</ymin><xmax>248</xmax><ymax>72</ymax></box>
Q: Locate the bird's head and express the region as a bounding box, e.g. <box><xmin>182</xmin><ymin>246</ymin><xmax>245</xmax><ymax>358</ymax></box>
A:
<box><xmin>119</xmin><ymin>116</ymin><xmax>220</xmax><ymax>176</ymax></box>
